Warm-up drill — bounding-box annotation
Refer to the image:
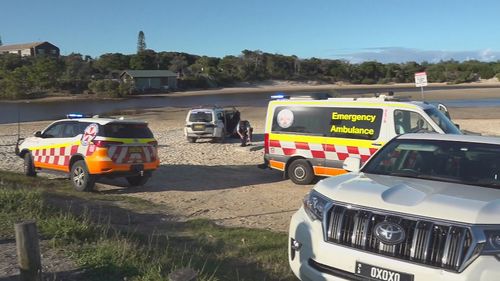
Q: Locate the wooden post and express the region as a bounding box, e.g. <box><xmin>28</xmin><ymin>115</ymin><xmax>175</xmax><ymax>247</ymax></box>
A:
<box><xmin>169</xmin><ymin>268</ymin><xmax>197</xmax><ymax>281</ymax></box>
<box><xmin>15</xmin><ymin>221</ymin><xmax>42</xmax><ymax>281</ymax></box>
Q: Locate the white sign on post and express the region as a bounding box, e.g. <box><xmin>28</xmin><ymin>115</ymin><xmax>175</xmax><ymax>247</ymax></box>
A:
<box><xmin>414</xmin><ymin>72</ymin><xmax>428</xmax><ymax>87</ymax></box>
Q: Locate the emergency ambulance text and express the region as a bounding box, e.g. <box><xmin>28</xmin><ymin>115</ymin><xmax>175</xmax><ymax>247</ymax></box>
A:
<box><xmin>331</xmin><ymin>112</ymin><xmax>377</xmax><ymax>123</ymax></box>
<box><xmin>330</xmin><ymin>125</ymin><xmax>374</xmax><ymax>136</ymax></box>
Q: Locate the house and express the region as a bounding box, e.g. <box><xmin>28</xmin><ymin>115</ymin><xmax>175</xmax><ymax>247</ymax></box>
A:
<box><xmin>0</xmin><ymin>41</ymin><xmax>60</xmax><ymax>57</ymax></box>
<box><xmin>120</xmin><ymin>70</ymin><xmax>178</xmax><ymax>92</ymax></box>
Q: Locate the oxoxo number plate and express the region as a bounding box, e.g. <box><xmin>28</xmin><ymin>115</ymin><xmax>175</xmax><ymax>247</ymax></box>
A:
<box><xmin>355</xmin><ymin>262</ymin><xmax>414</xmax><ymax>281</ymax></box>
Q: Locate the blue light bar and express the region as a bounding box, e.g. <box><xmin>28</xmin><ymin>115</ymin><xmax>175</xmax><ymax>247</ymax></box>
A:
<box><xmin>66</xmin><ymin>113</ymin><xmax>91</xmax><ymax>119</ymax></box>
<box><xmin>270</xmin><ymin>92</ymin><xmax>289</xmax><ymax>100</ymax></box>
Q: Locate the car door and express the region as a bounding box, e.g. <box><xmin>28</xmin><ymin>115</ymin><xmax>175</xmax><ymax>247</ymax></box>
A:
<box><xmin>34</xmin><ymin>121</ymin><xmax>81</xmax><ymax>171</ymax></box>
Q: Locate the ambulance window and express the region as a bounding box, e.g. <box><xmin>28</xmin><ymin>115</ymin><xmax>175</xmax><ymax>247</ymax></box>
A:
<box><xmin>43</xmin><ymin>123</ymin><xmax>64</xmax><ymax>138</ymax></box>
<box><xmin>272</xmin><ymin>106</ymin><xmax>382</xmax><ymax>140</ymax></box>
<box><xmin>394</xmin><ymin>110</ymin><xmax>436</xmax><ymax>135</ymax></box>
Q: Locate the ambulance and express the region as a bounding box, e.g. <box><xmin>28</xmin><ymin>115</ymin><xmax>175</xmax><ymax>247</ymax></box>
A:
<box><xmin>16</xmin><ymin>115</ymin><xmax>160</xmax><ymax>191</ymax></box>
<box><xmin>263</xmin><ymin>94</ymin><xmax>461</xmax><ymax>184</ymax></box>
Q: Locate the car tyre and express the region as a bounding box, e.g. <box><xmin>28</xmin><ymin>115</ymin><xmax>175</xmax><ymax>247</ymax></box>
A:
<box><xmin>70</xmin><ymin>160</ymin><xmax>95</xmax><ymax>192</ymax></box>
<box><xmin>288</xmin><ymin>159</ymin><xmax>315</xmax><ymax>185</ymax></box>
<box><xmin>126</xmin><ymin>172</ymin><xmax>151</xmax><ymax>187</ymax></box>
<box><xmin>23</xmin><ymin>152</ymin><xmax>37</xmax><ymax>177</ymax></box>
<box><xmin>187</xmin><ymin>137</ymin><xmax>196</xmax><ymax>143</ymax></box>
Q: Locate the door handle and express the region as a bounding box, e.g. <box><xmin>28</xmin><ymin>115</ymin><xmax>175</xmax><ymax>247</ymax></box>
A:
<box><xmin>371</xmin><ymin>143</ymin><xmax>383</xmax><ymax>147</ymax></box>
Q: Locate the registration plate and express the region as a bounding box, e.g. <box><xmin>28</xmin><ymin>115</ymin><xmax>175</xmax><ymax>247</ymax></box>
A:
<box><xmin>128</xmin><ymin>147</ymin><xmax>143</xmax><ymax>153</ymax></box>
<box><xmin>355</xmin><ymin>262</ymin><xmax>414</xmax><ymax>281</ymax></box>
<box><xmin>193</xmin><ymin>124</ymin><xmax>205</xmax><ymax>131</ymax></box>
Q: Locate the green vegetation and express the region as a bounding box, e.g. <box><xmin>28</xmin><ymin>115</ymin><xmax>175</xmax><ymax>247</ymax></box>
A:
<box><xmin>0</xmin><ymin>171</ymin><xmax>293</xmax><ymax>281</ymax></box>
<box><xmin>2</xmin><ymin>47</ymin><xmax>500</xmax><ymax>100</ymax></box>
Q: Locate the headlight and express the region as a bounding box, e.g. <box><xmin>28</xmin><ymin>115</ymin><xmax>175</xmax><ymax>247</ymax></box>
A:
<box><xmin>483</xmin><ymin>230</ymin><xmax>500</xmax><ymax>254</ymax></box>
<box><xmin>303</xmin><ymin>190</ymin><xmax>330</xmax><ymax>221</ymax></box>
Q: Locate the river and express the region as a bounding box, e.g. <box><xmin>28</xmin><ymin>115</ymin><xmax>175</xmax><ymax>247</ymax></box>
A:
<box><xmin>2</xmin><ymin>85</ymin><xmax>500</xmax><ymax>124</ymax></box>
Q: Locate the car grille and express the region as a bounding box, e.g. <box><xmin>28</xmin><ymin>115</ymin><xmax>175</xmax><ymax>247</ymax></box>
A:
<box><xmin>324</xmin><ymin>203</ymin><xmax>479</xmax><ymax>272</ymax></box>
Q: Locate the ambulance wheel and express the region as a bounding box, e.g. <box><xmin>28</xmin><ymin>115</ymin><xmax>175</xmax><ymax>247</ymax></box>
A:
<box><xmin>70</xmin><ymin>160</ymin><xmax>95</xmax><ymax>192</ymax></box>
<box><xmin>187</xmin><ymin>137</ymin><xmax>196</xmax><ymax>143</ymax></box>
<box><xmin>23</xmin><ymin>152</ymin><xmax>37</xmax><ymax>177</ymax></box>
<box><xmin>126</xmin><ymin>173</ymin><xmax>151</xmax><ymax>187</ymax></box>
<box><xmin>288</xmin><ymin>159</ymin><xmax>315</xmax><ymax>185</ymax></box>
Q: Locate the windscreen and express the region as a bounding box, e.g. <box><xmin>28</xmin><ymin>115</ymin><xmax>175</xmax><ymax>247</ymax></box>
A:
<box><xmin>363</xmin><ymin>139</ymin><xmax>500</xmax><ymax>188</ymax></box>
<box><xmin>189</xmin><ymin>111</ymin><xmax>213</xmax><ymax>122</ymax></box>
<box><xmin>100</xmin><ymin>123</ymin><xmax>154</xmax><ymax>138</ymax></box>
<box><xmin>424</xmin><ymin>107</ymin><xmax>462</xmax><ymax>134</ymax></box>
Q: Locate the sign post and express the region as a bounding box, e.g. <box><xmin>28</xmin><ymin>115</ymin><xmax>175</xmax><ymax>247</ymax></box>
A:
<box><xmin>414</xmin><ymin>72</ymin><xmax>428</xmax><ymax>100</ymax></box>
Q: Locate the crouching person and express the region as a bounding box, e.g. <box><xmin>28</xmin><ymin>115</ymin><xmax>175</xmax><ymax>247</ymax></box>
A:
<box><xmin>237</xmin><ymin>120</ymin><xmax>253</xmax><ymax>147</ymax></box>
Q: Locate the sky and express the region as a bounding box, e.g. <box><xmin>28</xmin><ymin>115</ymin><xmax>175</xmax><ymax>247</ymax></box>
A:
<box><xmin>1</xmin><ymin>0</ymin><xmax>500</xmax><ymax>63</ymax></box>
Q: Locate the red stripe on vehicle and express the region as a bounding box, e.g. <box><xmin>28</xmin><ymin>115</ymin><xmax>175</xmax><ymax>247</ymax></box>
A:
<box><xmin>282</xmin><ymin>148</ymin><xmax>296</xmax><ymax>155</ymax></box>
<box><xmin>369</xmin><ymin>148</ymin><xmax>378</xmax><ymax>155</ymax></box>
<box><xmin>50</xmin><ymin>148</ymin><xmax>55</xmax><ymax>156</ymax></box>
<box><xmin>295</xmin><ymin>142</ymin><xmax>310</xmax><ymax>150</ymax></box>
<box><xmin>361</xmin><ymin>155</ymin><xmax>371</xmax><ymax>162</ymax></box>
<box><xmin>337</xmin><ymin>152</ymin><xmax>349</xmax><ymax>160</ymax></box>
<box><xmin>311</xmin><ymin>150</ymin><xmax>326</xmax><ymax>158</ymax></box>
<box><xmin>347</xmin><ymin>146</ymin><xmax>359</xmax><ymax>155</ymax></box>
<box><xmin>269</xmin><ymin>140</ymin><xmax>281</xmax><ymax>147</ymax></box>
<box><xmin>323</xmin><ymin>144</ymin><xmax>336</xmax><ymax>152</ymax></box>
<box><xmin>71</xmin><ymin>145</ymin><xmax>78</xmax><ymax>154</ymax></box>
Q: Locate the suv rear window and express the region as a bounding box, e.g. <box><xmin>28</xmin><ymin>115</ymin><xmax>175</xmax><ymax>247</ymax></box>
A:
<box><xmin>99</xmin><ymin>123</ymin><xmax>154</xmax><ymax>138</ymax></box>
<box><xmin>189</xmin><ymin>111</ymin><xmax>213</xmax><ymax>122</ymax></box>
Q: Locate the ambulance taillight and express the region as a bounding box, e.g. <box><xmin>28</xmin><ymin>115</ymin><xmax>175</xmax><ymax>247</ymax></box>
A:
<box><xmin>264</xmin><ymin>133</ymin><xmax>269</xmax><ymax>154</ymax></box>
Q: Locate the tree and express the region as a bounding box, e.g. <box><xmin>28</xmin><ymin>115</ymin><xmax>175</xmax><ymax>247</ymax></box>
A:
<box><xmin>0</xmin><ymin>35</ymin><xmax>2</xmax><ymax>46</ymax></box>
<box><xmin>95</xmin><ymin>53</ymin><xmax>131</xmax><ymax>73</ymax></box>
<box><xmin>137</xmin><ymin>31</ymin><xmax>146</xmax><ymax>53</ymax></box>
<box><xmin>130</xmin><ymin>49</ymin><xmax>157</xmax><ymax>70</ymax></box>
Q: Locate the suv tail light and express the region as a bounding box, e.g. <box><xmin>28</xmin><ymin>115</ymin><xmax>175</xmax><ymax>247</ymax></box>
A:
<box><xmin>93</xmin><ymin>140</ymin><xmax>123</xmax><ymax>147</ymax></box>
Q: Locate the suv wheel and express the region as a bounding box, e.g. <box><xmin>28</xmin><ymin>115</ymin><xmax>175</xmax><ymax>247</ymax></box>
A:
<box><xmin>288</xmin><ymin>159</ymin><xmax>315</xmax><ymax>185</ymax></box>
<box><xmin>70</xmin><ymin>160</ymin><xmax>95</xmax><ymax>192</ymax></box>
<box><xmin>126</xmin><ymin>172</ymin><xmax>151</xmax><ymax>186</ymax></box>
<box><xmin>187</xmin><ymin>137</ymin><xmax>196</xmax><ymax>143</ymax></box>
<box><xmin>23</xmin><ymin>152</ymin><xmax>37</xmax><ymax>177</ymax></box>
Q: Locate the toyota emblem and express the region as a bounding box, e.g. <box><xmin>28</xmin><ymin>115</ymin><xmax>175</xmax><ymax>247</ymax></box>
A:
<box><xmin>374</xmin><ymin>222</ymin><xmax>406</xmax><ymax>245</ymax></box>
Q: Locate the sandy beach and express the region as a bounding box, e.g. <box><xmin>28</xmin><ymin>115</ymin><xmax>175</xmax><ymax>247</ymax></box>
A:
<box><xmin>2</xmin><ymin>86</ymin><xmax>500</xmax><ymax>232</ymax></box>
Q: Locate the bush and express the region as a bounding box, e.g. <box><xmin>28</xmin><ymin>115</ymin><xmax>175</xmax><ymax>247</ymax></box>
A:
<box><xmin>88</xmin><ymin>80</ymin><xmax>127</xmax><ymax>98</ymax></box>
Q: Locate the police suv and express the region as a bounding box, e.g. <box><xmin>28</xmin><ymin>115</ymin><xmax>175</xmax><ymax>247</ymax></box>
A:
<box><xmin>289</xmin><ymin>133</ymin><xmax>500</xmax><ymax>281</ymax></box>
<box><xmin>16</xmin><ymin>114</ymin><xmax>159</xmax><ymax>191</ymax></box>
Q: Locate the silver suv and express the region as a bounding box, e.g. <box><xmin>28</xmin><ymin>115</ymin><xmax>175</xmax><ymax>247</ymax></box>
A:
<box><xmin>184</xmin><ymin>106</ymin><xmax>240</xmax><ymax>143</ymax></box>
<box><xmin>289</xmin><ymin>133</ymin><xmax>500</xmax><ymax>281</ymax></box>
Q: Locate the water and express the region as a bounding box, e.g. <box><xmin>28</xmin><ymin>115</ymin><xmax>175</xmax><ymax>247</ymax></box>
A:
<box><xmin>1</xmin><ymin>85</ymin><xmax>500</xmax><ymax>124</ymax></box>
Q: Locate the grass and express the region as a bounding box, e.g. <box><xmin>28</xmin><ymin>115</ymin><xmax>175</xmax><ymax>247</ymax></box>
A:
<box><xmin>0</xmin><ymin>171</ymin><xmax>295</xmax><ymax>281</ymax></box>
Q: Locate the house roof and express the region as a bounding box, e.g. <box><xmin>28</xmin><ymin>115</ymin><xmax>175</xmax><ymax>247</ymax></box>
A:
<box><xmin>121</xmin><ymin>70</ymin><xmax>177</xmax><ymax>78</ymax></box>
<box><xmin>0</xmin><ymin>41</ymin><xmax>53</xmax><ymax>51</ymax></box>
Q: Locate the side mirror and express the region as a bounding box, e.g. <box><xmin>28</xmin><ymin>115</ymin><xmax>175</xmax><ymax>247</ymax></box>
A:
<box><xmin>454</xmin><ymin>123</ymin><xmax>460</xmax><ymax>129</ymax></box>
<box><xmin>34</xmin><ymin>131</ymin><xmax>42</xmax><ymax>137</ymax></box>
<box><xmin>343</xmin><ymin>156</ymin><xmax>361</xmax><ymax>173</ymax></box>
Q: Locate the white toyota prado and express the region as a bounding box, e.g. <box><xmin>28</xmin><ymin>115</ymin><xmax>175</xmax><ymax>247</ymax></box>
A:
<box><xmin>289</xmin><ymin>133</ymin><xmax>500</xmax><ymax>281</ymax></box>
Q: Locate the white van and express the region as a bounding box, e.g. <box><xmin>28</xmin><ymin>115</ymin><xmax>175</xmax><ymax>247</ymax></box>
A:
<box><xmin>263</xmin><ymin>94</ymin><xmax>461</xmax><ymax>184</ymax></box>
